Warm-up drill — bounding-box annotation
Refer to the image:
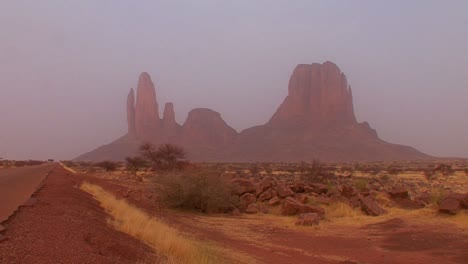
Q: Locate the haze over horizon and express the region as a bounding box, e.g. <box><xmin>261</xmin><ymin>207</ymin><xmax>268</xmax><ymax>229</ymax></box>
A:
<box><xmin>1</xmin><ymin>0</ymin><xmax>468</xmax><ymax>160</ymax></box>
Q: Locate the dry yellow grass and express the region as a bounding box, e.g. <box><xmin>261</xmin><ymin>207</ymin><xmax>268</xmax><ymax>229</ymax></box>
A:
<box><xmin>80</xmin><ymin>182</ymin><xmax>224</xmax><ymax>264</ymax></box>
<box><xmin>59</xmin><ymin>162</ymin><xmax>77</xmax><ymax>174</ymax></box>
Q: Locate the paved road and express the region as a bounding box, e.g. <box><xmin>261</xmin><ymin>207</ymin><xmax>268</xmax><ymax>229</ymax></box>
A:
<box><xmin>0</xmin><ymin>164</ymin><xmax>56</xmax><ymax>223</ymax></box>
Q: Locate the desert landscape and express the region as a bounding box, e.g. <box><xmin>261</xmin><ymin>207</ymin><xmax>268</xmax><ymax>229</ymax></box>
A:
<box><xmin>1</xmin><ymin>1</ymin><xmax>468</xmax><ymax>264</ymax></box>
<box><xmin>0</xmin><ymin>158</ymin><xmax>467</xmax><ymax>263</ymax></box>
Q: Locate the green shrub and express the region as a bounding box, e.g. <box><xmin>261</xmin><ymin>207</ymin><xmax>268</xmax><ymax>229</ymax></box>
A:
<box><xmin>140</xmin><ymin>143</ymin><xmax>187</xmax><ymax>172</ymax></box>
<box><xmin>430</xmin><ymin>188</ymin><xmax>447</xmax><ymax>205</ymax></box>
<box><xmin>353</xmin><ymin>178</ymin><xmax>369</xmax><ymax>192</ymax></box>
<box><xmin>159</xmin><ymin>169</ymin><xmax>235</xmax><ymax>213</ymax></box>
<box><xmin>97</xmin><ymin>161</ymin><xmax>118</xmax><ymax>172</ymax></box>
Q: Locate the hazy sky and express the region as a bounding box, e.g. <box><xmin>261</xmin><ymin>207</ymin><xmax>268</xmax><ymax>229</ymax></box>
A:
<box><xmin>1</xmin><ymin>0</ymin><xmax>468</xmax><ymax>160</ymax></box>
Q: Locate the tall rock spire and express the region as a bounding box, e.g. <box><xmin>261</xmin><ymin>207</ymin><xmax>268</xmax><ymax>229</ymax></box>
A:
<box><xmin>135</xmin><ymin>72</ymin><xmax>160</xmax><ymax>141</ymax></box>
<box><xmin>269</xmin><ymin>61</ymin><xmax>357</xmax><ymax>126</ymax></box>
<box><xmin>161</xmin><ymin>102</ymin><xmax>181</xmax><ymax>142</ymax></box>
<box><xmin>127</xmin><ymin>88</ymin><xmax>136</xmax><ymax>137</ymax></box>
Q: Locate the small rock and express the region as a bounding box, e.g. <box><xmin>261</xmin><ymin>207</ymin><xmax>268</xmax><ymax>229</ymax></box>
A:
<box><xmin>360</xmin><ymin>196</ymin><xmax>387</xmax><ymax>216</ymax></box>
<box><xmin>231</xmin><ymin>179</ymin><xmax>256</xmax><ymax>195</ymax></box>
<box><xmin>276</xmin><ymin>184</ymin><xmax>294</xmax><ymax>198</ymax></box>
<box><xmin>295</xmin><ymin>193</ymin><xmax>308</xmax><ymax>204</ymax></box>
<box><xmin>388</xmin><ymin>186</ymin><xmax>409</xmax><ymax>199</ymax></box>
<box><xmin>268</xmin><ymin>196</ymin><xmax>281</xmax><ymax>206</ymax></box>
<box><xmin>239</xmin><ymin>193</ymin><xmax>257</xmax><ymax>211</ymax></box>
<box><xmin>439</xmin><ymin>197</ymin><xmax>461</xmax><ymax>215</ymax></box>
<box><xmin>230</xmin><ymin>208</ymin><xmax>241</xmax><ymax>216</ymax></box>
<box><xmin>246</xmin><ymin>203</ymin><xmax>259</xmax><ymax>214</ymax></box>
<box><xmin>258</xmin><ymin>189</ymin><xmax>274</xmax><ymax>202</ymax></box>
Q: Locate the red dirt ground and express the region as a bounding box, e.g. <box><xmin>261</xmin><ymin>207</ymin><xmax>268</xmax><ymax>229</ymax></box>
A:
<box><xmin>94</xmin><ymin>176</ymin><xmax>468</xmax><ymax>264</ymax></box>
<box><xmin>0</xmin><ymin>165</ymin><xmax>160</xmax><ymax>264</ymax></box>
<box><xmin>2</xmin><ymin>167</ymin><xmax>467</xmax><ymax>264</ymax></box>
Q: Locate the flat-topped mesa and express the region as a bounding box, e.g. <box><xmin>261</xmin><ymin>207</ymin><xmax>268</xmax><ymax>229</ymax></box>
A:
<box><xmin>269</xmin><ymin>61</ymin><xmax>357</xmax><ymax>126</ymax></box>
<box><xmin>161</xmin><ymin>102</ymin><xmax>181</xmax><ymax>142</ymax></box>
<box><xmin>127</xmin><ymin>88</ymin><xmax>136</xmax><ymax>137</ymax></box>
<box><xmin>134</xmin><ymin>72</ymin><xmax>160</xmax><ymax>141</ymax></box>
<box><xmin>181</xmin><ymin>108</ymin><xmax>237</xmax><ymax>146</ymax></box>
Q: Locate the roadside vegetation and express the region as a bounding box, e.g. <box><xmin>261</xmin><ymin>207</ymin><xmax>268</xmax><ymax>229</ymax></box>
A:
<box><xmin>80</xmin><ymin>182</ymin><xmax>224</xmax><ymax>264</ymax></box>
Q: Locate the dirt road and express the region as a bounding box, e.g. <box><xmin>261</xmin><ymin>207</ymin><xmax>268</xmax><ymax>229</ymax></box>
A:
<box><xmin>0</xmin><ymin>164</ymin><xmax>55</xmax><ymax>223</ymax></box>
<box><xmin>0</xmin><ymin>166</ymin><xmax>158</xmax><ymax>263</ymax></box>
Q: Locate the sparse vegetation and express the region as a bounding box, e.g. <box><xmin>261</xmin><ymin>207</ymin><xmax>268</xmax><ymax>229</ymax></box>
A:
<box><xmin>423</xmin><ymin>169</ymin><xmax>436</xmax><ymax>181</ymax></box>
<box><xmin>159</xmin><ymin>169</ymin><xmax>235</xmax><ymax>213</ymax></box>
<box><xmin>125</xmin><ymin>156</ymin><xmax>148</xmax><ymax>174</ymax></box>
<box><xmin>140</xmin><ymin>143</ymin><xmax>187</xmax><ymax>171</ymax></box>
<box><xmin>430</xmin><ymin>188</ymin><xmax>447</xmax><ymax>206</ymax></box>
<box><xmin>301</xmin><ymin>160</ymin><xmax>324</xmax><ymax>183</ymax></box>
<box><xmin>97</xmin><ymin>161</ymin><xmax>118</xmax><ymax>172</ymax></box>
<box><xmin>353</xmin><ymin>178</ymin><xmax>369</xmax><ymax>192</ymax></box>
<box><xmin>80</xmin><ymin>182</ymin><xmax>222</xmax><ymax>264</ymax></box>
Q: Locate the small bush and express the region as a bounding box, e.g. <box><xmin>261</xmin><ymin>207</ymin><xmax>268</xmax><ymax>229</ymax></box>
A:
<box><xmin>430</xmin><ymin>188</ymin><xmax>447</xmax><ymax>205</ymax></box>
<box><xmin>159</xmin><ymin>169</ymin><xmax>235</xmax><ymax>213</ymax></box>
<box><xmin>353</xmin><ymin>178</ymin><xmax>369</xmax><ymax>192</ymax></box>
<box><xmin>423</xmin><ymin>169</ymin><xmax>435</xmax><ymax>181</ymax></box>
<box><xmin>97</xmin><ymin>161</ymin><xmax>118</xmax><ymax>172</ymax></box>
<box><xmin>125</xmin><ymin>156</ymin><xmax>147</xmax><ymax>174</ymax></box>
<box><xmin>387</xmin><ymin>166</ymin><xmax>401</xmax><ymax>176</ymax></box>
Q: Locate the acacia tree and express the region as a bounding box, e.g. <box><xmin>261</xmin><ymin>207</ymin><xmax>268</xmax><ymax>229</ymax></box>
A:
<box><xmin>140</xmin><ymin>143</ymin><xmax>187</xmax><ymax>171</ymax></box>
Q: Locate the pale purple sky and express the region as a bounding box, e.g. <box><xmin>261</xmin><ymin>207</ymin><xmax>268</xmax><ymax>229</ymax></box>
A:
<box><xmin>1</xmin><ymin>0</ymin><xmax>468</xmax><ymax>160</ymax></box>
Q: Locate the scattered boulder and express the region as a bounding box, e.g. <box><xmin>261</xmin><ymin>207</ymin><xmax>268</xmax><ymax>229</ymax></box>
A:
<box><xmin>291</xmin><ymin>182</ymin><xmax>305</xmax><ymax>193</ymax></box>
<box><xmin>388</xmin><ymin>186</ymin><xmax>409</xmax><ymax>199</ymax></box>
<box><xmin>439</xmin><ymin>197</ymin><xmax>462</xmax><ymax>215</ymax></box>
<box><xmin>276</xmin><ymin>184</ymin><xmax>294</xmax><ymax>198</ymax></box>
<box><xmin>256</xmin><ymin>177</ymin><xmax>274</xmax><ymax>196</ymax></box>
<box><xmin>230</xmin><ymin>208</ymin><xmax>241</xmax><ymax>216</ymax></box>
<box><xmin>246</xmin><ymin>203</ymin><xmax>259</xmax><ymax>214</ymax></box>
<box><xmin>231</xmin><ymin>179</ymin><xmax>256</xmax><ymax>195</ymax></box>
<box><xmin>309</xmin><ymin>183</ymin><xmax>328</xmax><ymax>195</ymax></box>
<box><xmin>295</xmin><ymin>213</ymin><xmax>320</xmax><ymax>226</ymax></box>
<box><xmin>281</xmin><ymin>197</ymin><xmax>324</xmax><ymax>216</ymax></box>
<box><xmin>258</xmin><ymin>188</ymin><xmax>274</xmax><ymax>202</ymax></box>
<box><xmin>341</xmin><ymin>185</ymin><xmax>357</xmax><ymax>198</ymax></box>
<box><xmin>360</xmin><ymin>196</ymin><xmax>387</xmax><ymax>216</ymax></box>
<box><xmin>295</xmin><ymin>193</ymin><xmax>309</xmax><ymax>204</ymax></box>
<box><xmin>239</xmin><ymin>193</ymin><xmax>257</xmax><ymax>210</ymax></box>
<box><xmin>314</xmin><ymin>195</ymin><xmax>331</xmax><ymax>205</ymax></box>
<box><xmin>268</xmin><ymin>196</ymin><xmax>281</xmax><ymax>206</ymax></box>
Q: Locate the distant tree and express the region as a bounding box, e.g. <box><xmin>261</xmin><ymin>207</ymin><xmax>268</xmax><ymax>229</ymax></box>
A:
<box><xmin>125</xmin><ymin>156</ymin><xmax>147</xmax><ymax>174</ymax></box>
<box><xmin>302</xmin><ymin>160</ymin><xmax>324</xmax><ymax>183</ymax></box>
<box><xmin>140</xmin><ymin>143</ymin><xmax>187</xmax><ymax>171</ymax></box>
<box><xmin>97</xmin><ymin>161</ymin><xmax>118</xmax><ymax>172</ymax></box>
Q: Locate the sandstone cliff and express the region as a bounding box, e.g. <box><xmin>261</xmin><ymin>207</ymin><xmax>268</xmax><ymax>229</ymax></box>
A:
<box><xmin>76</xmin><ymin>62</ymin><xmax>431</xmax><ymax>162</ymax></box>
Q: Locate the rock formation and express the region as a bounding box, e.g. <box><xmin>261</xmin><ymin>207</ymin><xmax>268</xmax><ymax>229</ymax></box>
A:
<box><xmin>161</xmin><ymin>103</ymin><xmax>181</xmax><ymax>143</ymax></box>
<box><xmin>76</xmin><ymin>62</ymin><xmax>432</xmax><ymax>162</ymax></box>
<box><xmin>127</xmin><ymin>88</ymin><xmax>136</xmax><ymax>137</ymax></box>
<box><xmin>181</xmin><ymin>108</ymin><xmax>237</xmax><ymax>147</ymax></box>
<box><xmin>270</xmin><ymin>62</ymin><xmax>356</xmax><ymax>126</ymax></box>
<box><xmin>134</xmin><ymin>72</ymin><xmax>160</xmax><ymax>142</ymax></box>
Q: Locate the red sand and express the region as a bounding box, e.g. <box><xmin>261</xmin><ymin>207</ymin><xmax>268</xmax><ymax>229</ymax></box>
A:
<box><xmin>0</xmin><ymin>166</ymin><xmax>159</xmax><ymax>264</ymax></box>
